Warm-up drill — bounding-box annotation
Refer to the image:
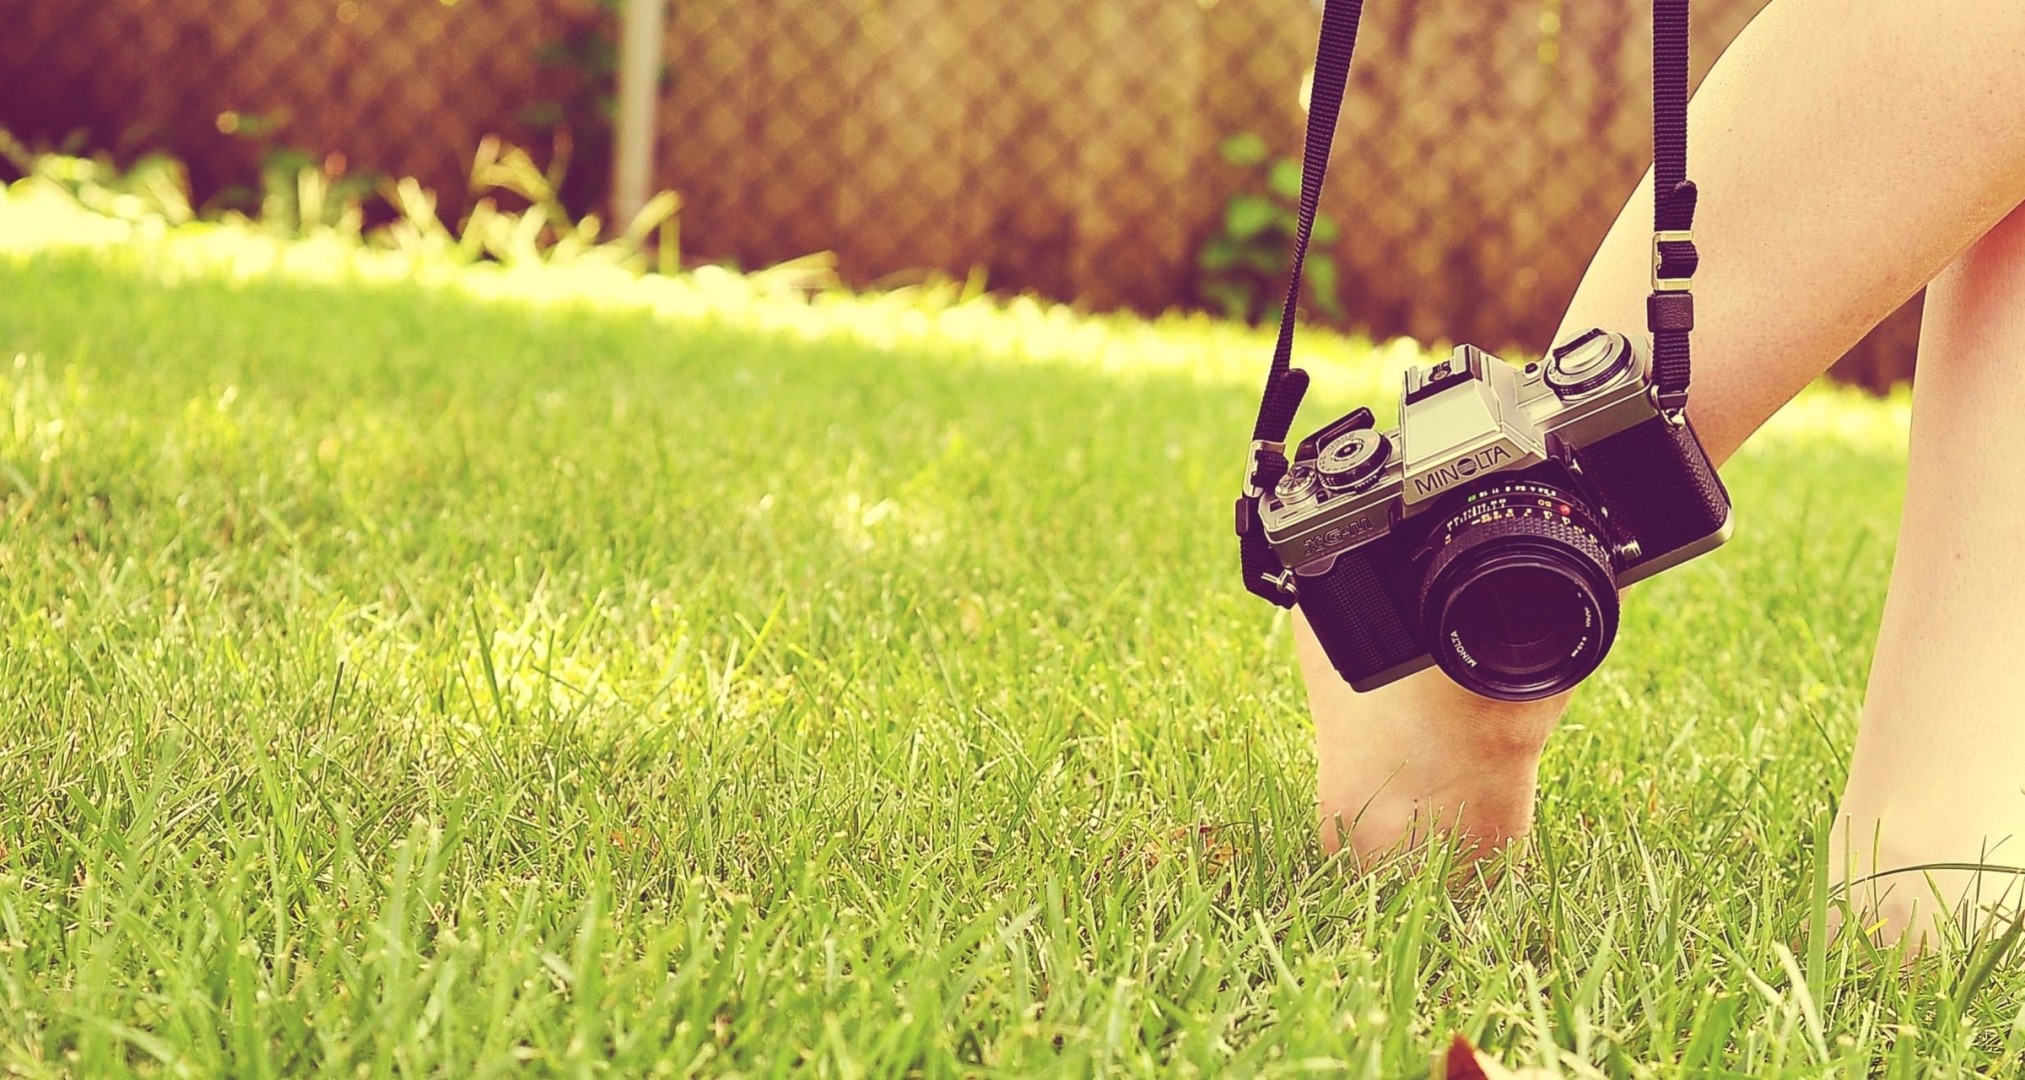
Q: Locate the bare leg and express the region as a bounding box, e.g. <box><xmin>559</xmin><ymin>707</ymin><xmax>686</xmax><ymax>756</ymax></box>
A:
<box><xmin>1312</xmin><ymin>0</ymin><xmax>2025</xmax><ymax>861</ymax></box>
<box><xmin>1832</xmin><ymin>204</ymin><xmax>2025</xmax><ymax>948</ymax></box>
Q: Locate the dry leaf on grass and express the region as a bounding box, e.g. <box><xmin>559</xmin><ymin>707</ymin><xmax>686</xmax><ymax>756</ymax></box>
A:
<box><xmin>1439</xmin><ymin>1033</ymin><xmax>1557</xmax><ymax>1080</ymax></box>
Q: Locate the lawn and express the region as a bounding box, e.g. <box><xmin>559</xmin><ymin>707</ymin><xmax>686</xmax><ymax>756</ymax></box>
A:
<box><xmin>0</xmin><ymin>186</ymin><xmax>2014</xmax><ymax>1078</ymax></box>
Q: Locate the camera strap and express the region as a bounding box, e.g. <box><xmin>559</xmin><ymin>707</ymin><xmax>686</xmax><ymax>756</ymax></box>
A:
<box><xmin>1236</xmin><ymin>0</ymin><xmax>1698</xmax><ymax>608</ymax></box>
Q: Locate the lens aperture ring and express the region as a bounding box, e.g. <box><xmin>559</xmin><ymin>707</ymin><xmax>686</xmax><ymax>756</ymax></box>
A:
<box><xmin>1432</xmin><ymin>479</ymin><xmax>1609</xmax><ymax>552</ymax></box>
<box><xmin>1423</xmin><ymin>513</ymin><xmax>1615</xmax><ymax>601</ymax></box>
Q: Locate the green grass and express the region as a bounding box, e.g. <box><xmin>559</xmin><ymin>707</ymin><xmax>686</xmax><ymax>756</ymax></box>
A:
<box><xmin>0</xmin><ymin>191</ymin><xmax>2017</xmax><ymax>1078</ymax></box>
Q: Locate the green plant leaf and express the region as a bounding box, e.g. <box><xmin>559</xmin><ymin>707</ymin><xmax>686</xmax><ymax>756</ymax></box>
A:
<box><xmin>1219</xmin><ymin>133</ymin><xmax>1270</xmax><ymax>167</ymax></box>
<box><xmin>1197</xmin><ymin>238</ymin><xmax>1241</xmax><ymax>272</ymax></box>
<box><xmin>1202</xmin><ymin>281</ymin><xmax>1254</xmax><ymax>322</ymax></box>
<box><xmin>1304</xmin><ymin>253</ymin><xmax>1344</xmax><ymax>318</ymax></box>
<box><xmin>1310</xmin><ymin>215</ymin><xmax>1341</xmax><ymax>245</ymax></box>
<box><xmin>1224</xmin><ymin>196</ymin><xmax>1279</xmax><ymax>242</ymax></box>
<box><xmin>1240</xmin><ymin>248</ymin><xmax>1282</xmax><ymax>274</ymax></box>
<box><xmin>1267</xmin><ymin>159</ymin><xmax>1304</xmax><ymax>201</ymax></box>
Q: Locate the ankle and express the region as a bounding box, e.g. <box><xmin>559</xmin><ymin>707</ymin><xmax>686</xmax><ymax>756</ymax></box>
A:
<box><xmin>1413</xmin><ymin>671</ymin><xmax>1569</xmax><ymax>760</ymax></box>
<box><xmin>1310</xmin><ymin>667</ymin><xmax>1566</xmax><ymax>862</ymax></box>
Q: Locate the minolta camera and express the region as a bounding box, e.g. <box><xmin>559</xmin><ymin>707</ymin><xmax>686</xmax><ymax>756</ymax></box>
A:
<box><xmin>1258</xmin><ymin>328</ymin><xmax>1732</xmax><ymax>700</ymax></box>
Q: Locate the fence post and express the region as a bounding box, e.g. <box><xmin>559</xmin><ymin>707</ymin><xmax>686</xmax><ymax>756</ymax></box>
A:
<box><xmin>612</xmin><ymin>0</ymin><xmax>669</xmax><ymax>227</ymax></box>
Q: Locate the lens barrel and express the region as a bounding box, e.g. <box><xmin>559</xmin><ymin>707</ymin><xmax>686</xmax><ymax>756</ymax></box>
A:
<box><xmin>1417</xmin><ymin>479</ymin><xmax>1618</xmax><ymax>701</ymax></box>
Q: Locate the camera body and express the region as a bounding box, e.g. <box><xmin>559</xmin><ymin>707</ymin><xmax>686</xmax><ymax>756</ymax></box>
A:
<box><xmin>1259</xmin><ymin>328</ymin><xmax>1732</xmax><ymax>700</ymax></box>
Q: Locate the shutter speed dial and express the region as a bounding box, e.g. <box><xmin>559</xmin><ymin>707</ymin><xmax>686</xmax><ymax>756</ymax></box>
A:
<box><xmin>1546</xmin><ymin>329</ymin><xmax>1635</xmax><ymax>398</ymax></box>
<box><xmin>1316</xmin><ymin>428</ymin><xmax>1391</xmax><ymax>491</ymax></box>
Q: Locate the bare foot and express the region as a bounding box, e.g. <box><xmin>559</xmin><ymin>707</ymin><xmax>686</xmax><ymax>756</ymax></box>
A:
<box><xmin>1831</xmin><ymin>765</ymin><xmax>2025</xmax><ymax>953</ymax></box>
<box><xmin>1297</xmin><ymin>611</ymin><xmax>1570</xmax><ymax>864</ymax></box>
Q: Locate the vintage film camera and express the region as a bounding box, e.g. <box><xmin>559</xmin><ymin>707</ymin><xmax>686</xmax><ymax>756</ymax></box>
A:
<box><xmin>1255</xmin><ymin>330</ymin><xmax>1730</xmax><ymax>700</ymax></box>
<box><xmin>1234</xmin><ymin>0</ymin><xmax>1719</xmax><ymax>701</ymax></box>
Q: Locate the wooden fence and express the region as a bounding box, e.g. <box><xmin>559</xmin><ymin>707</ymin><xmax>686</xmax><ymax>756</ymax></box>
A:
<box><xmin>0</xmin><ymin>0</ymin><xmax>1919</xmax><ymax>386</ymax></box>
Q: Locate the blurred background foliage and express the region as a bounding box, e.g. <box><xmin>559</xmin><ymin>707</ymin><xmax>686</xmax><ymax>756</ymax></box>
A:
<box><xmin>0</xmin><ymin>0</ymin><xmax>1916</xmax><ymax>387</ymax></box>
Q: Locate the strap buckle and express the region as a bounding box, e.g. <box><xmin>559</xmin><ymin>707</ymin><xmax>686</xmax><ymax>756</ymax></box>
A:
<box><xmin>1649</xmin><ymin>384</ymin><xmax>1690</xmax><ymax>427</ymax></box>
<box><xmin>1651</xmin><ymin>229</ymin><xmax>1695</xmax><ymax>293</ymax></box>
<box><xmin>1241</xmin><ymin>439</ymin><xmax>1286</xmax><ymax>499</ymax></box>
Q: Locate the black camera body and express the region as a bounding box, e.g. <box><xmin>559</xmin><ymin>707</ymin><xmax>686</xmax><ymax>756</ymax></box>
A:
<box><xmin>1257</xmin><ymin>329</ymin><xmax>1731</xmax><ymax>700</ymax></box>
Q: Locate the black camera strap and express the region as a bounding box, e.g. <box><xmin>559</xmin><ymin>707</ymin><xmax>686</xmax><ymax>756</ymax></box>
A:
<box><xmin>1236</xmin><ymin>0</ymin><xmax>1698</xmax><ymax>608</ymax></box>
<box><xmin>1648</xmin><ymin>0</ymin><xmax>1698</xmax><ymax>417</ymax></box>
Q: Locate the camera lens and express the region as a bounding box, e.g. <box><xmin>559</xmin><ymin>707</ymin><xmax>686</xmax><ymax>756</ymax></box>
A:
<box><xmin>1417</xmin><ymin>479</ymin><xmax>1618</xmax><ymax>701</ymax></box>
<box><xmin>1446</xmin><ymin>568</ymin><xmax>1594</xmax><ymax>679</ymax></box>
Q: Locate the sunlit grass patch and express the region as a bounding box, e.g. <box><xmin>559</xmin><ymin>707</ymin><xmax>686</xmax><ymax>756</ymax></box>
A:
<box><xmin>2</xmin><ymin>181</ymin><xmax>1401</xmax><ymax>398</ymax></box>
<box><xmin>2</xmin><ymin>186</ymin><xmax>2009</xmax><ymax>1079</ymax></box>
